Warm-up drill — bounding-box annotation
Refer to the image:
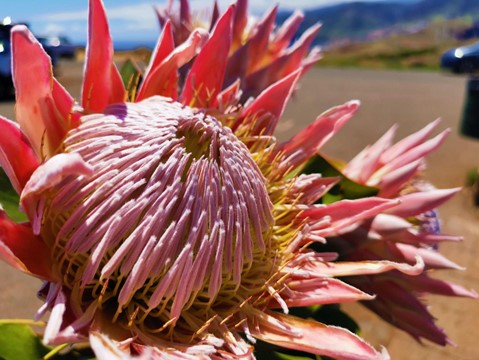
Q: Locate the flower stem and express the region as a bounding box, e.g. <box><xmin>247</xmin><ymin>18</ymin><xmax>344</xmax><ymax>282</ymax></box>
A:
<box><xmin>0</xmin><ymin>319</ymin><xmax>46</xmax><ymax>327</ymax></box>
<box><xmin>43</xmin><ymin>343</ymin><xmax>69</xmax><ymax>360</ymax></box>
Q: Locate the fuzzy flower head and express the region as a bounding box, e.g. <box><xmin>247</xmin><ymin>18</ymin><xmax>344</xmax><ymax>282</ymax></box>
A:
<box><xmin>0</xmin><ymin>0</ymin><xmax>468</xmax><ymax>359</ymax></box>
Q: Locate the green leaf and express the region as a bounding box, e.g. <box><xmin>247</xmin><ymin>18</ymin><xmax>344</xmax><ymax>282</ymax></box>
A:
<box><xmin>0</xmin><ymin>168</ymin><xmax>28</xmax><ymax>222</ymax></box>
<box><xmin>54</xmin><ymin>348</ymin><xmax>96</xmax><ymax>360</ymax></box>
<box><xmin>0</xmin><ymin>322</ymin><xmax>96</xmax><ymax>360</ymax></box>
<box><xmin>465</xmin><ymin>167</ymin><xmax>479</xmax><ymax>187</ymax></box>
<box><xmin>288</xmin><ymin>304</ymin><xmax>360</xmax><ymax>337</ymax></box>
<box><xmin>272</xmin><ymin>352</ymin><xmax>318</xmax><ymax>360</ymax></box>
<box><xmin>120</xmin><ymin>59</ymin><xmax>143</xmax><ymax>102</ymax></box>
<box><xmin>312</xmin><ymin>304</ymin><xmax>360</xmax><ymax>335</ymax></box>
<box><xmin>301</xmin><ymin>155</ymin><xmax>378</xmax><ymax>203</ymax></box>
<box><xmin>255</xmin><ymin>346</ymin><xmax>317</xmax><ymax>360</ymax></box>
<box><xmin>0</xmin><ymin>323</ymin><xmax>50</xmax><ymax>360</ymax></box>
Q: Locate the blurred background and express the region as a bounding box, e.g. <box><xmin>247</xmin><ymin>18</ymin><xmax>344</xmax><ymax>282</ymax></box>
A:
<box><xmin>1</xmin><ymin>0</ymin><xmax>479</xmax><ymax>69</ymax></box>
<box><xmin>0</xmin><ymin>0</ymin><xmax>479</xmax><ymax>359</ymax></box>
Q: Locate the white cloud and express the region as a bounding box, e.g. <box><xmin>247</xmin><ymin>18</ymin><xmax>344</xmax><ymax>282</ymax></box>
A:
<box><xmin>40</xmin><ymin>23</ymin><xmax>66</xmax><ymax>35</ymax></box>
<box><xmin>39</xmin><ymin>3</ymin><xmax>157</xmax><ymax>23</ymax></box>
<box><xmin>39</xmin><ymin>9</ymin><xmax>88</xmax><ymax>22</ymax></box>
<box><xmin>105</xmin><ymin>3</ymin><xmax>158</xmax><ymax>23</ymax></box>
<box><xmin>35</xmin><ymin>3</ymin><xmax>159</xmax><ymax>40</ymax></box>
<box><xmin>105</xmin><ymin>3</ymin><xmax>159</xmax><ymax>35</ymax></box>
<box><xmin>37</xmin><ymin>0</ymin><xmax>369</xmax><ymax>24</ymax></box>
<box><xmin>188</xmin><ymin>0</ymin><xmax>375</xmax><ymax>12</ymax></box>
<box><xmin>35</xmin><ymin>0</ymin><xmax>393</xmax><ymax>28</ymax></box>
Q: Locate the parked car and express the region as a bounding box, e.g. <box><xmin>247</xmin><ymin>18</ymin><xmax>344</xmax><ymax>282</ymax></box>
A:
<box><xmin>37</xmin><ymin>35</ymin><xmax>77</xmax><ymax>59</ymax></box>
<box><xmin>441</xmin><ymin>42</ymin><xmax>479</xmax><ymax>74</ymax></box>
<box><xmin>0</xmin><ymin>24</ymin><xmax>13</xmax><ymax>98</ymax></box>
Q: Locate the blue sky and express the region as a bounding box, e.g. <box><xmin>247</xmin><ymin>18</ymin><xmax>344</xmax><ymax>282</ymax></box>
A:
<box><xmin>3</xmin><ymin>0</ymin><xmax>417</xmax><ymax>44</ymax></box>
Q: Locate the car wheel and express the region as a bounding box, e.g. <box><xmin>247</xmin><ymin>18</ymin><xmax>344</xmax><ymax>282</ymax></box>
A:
<box><xmin>459</xmin><ymin>60</ymin><xmax>476</xmax><ymax>74</ymax></box>
<box><xmin>0</xmin><ymin>76</ymin><xmax>14</xmax><ymax>100</ymax></box>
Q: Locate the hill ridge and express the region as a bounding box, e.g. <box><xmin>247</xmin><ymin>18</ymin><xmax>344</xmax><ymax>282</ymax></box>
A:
<box><xmin>277</xmin><ymin>0</ymin><xmax>479</xmax><ymax>45</ymax></box>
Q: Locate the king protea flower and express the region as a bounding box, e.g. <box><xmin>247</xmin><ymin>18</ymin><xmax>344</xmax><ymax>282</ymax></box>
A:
<box><xmin>155</xmin><ymin>0</ymin><xmax>321</xmax><ymax>100</ymax></box>
<box><xmin>323</xmin><ymin>121</ymin><xmax>478</xmax><ymax>344</ymax></box>
<box><xmin>0</xmin><ymin>0</ymin><xmax>469</xmax><ymax>359</ymax></box>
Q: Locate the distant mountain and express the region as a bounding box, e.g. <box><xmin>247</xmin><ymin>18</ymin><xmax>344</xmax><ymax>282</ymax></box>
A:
<box><xmin>278</xmin><ymin>0</ymin><xmax>479</xmax><ymax>45</ymax></box>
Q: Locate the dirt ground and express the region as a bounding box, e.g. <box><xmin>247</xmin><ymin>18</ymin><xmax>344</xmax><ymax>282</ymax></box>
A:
<box><xmin>0</xmin><ymin>61</ymin><xmax>477</xmax><ymax>359</ymax></box>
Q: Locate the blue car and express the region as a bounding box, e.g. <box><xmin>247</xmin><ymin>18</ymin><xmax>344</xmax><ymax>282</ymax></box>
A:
<box><xmin>0</xmin><ymin>25</ymin><xmax>13</xmax><ymax>98</ymax></box>
<box><xmin>37</xmin><ymin>35</ymin><xmax>77</xmax><ymax>59</ymax></box>
<box><xmin>441</xmin><ymin>42</ymin><xmax>479</xmax><ymax>74</ymax></box>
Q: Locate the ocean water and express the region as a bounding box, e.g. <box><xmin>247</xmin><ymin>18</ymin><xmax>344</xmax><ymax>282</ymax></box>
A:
<box><xmin>113</xmin><ymin>39</ymin><xmax>157</xmax><ymax>51</ymax></box>
<box><xmin>73</xmin><ymin>39</ymin><xmax>157</xmax><ymax>51</ymax></box>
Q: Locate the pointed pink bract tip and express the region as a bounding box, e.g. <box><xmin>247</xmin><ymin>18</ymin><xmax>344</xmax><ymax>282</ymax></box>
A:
<box><xmin>347</xmin><ymin>99</ymin><xmax>361</xmax><ymax>108</ymax></box>
<box><xmin>11</xmin><ymin>24</ymin><xmax>30</xmax><ymax>37</ymax></box>
<box><xmin>22</xmin><ymin>153</ymin><xmax>94</xmax><ymax>199</ymax></box>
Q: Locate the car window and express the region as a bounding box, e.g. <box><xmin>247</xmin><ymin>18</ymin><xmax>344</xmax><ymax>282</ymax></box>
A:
<box><xmin>467</xmin><ymin>42</ymin><xmax>479</xmax><ymax>52</ymax></box>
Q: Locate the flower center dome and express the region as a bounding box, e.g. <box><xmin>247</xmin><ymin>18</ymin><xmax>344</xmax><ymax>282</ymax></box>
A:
<box><xmin>40</xmin><ymin>96</ymin><xmax>276</xmax><ymax>339</ymax></box>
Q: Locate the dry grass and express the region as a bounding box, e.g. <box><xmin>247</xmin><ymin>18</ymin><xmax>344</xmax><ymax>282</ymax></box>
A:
<box><xmin>75</xmin><ymin>47</ymin><xmax>152</xmax><ymax>63</ymax></box>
